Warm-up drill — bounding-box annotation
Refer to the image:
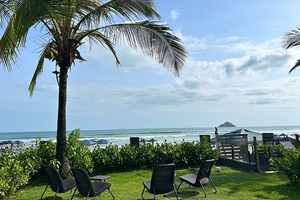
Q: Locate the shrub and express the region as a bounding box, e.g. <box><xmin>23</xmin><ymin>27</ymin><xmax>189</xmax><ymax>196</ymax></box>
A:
<box><xmin>92</xmin><ymin>140</ymin><xmax>219</xmax><ymax>173</ymax></box>
<box><xmin>0</xmin><ymin>129</ymin><xmax>219</xmax><ymax>198</ymax></box>
<box><xmin>0</xmin><ymin>147</ymin><xmax>39</xmax><ymax>199</ymax></box>
<box><xmin>35</xmin><ymin>138</ymin><xmax>56</xmax><ymax>172</ymax></box>
<box><xmin>270</xmin><ymin>148</ymin><xmax>300</xmax><ymax>184</ymax></box>
<box><xmin>67</xmin><ymin>129</ymin><xmax>94</xmax><ymax>173</ymax></box>
<box><xmin>257</xmin><ymin>143</ymin><xmax>286</xmax><ymax>157</ymax></box>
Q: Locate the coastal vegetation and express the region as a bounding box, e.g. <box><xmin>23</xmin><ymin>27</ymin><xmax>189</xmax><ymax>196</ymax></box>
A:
<box><xmin>257</xmin><ymin>143</ymin><xmax>300</xmax><ymax>185</ymax></box>
<box><xmin>0</xmin><ymin>129</ymin><xmax>217</xmax><ymax>199</ymax></box>
<box><xmin>2</xmin><ymin>130</ymin><xmax>300</xmax><ymax>199</ymax></box>
<box><xmin>0</xmin><ymin>0</ymin><xmax>188</xmax><ymax>178</ymax></box>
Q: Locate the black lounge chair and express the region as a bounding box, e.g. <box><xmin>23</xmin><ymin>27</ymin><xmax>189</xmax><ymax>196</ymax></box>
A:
<box><xmin>41</xmin><ymin>165</ymin><xmax>76</xmax><ymax>200</ymax></box>
<box><xmin>142</xmin><ymin>163</ymin><xmax>178</xmax><ymax>200</ymax></box>
<box><xmin>71</xmin><ymin>167</ymin><xmax>114</xmax><ymax>200</ymax></box>
<box><xmin>177</xmin><ymin>159</ymin><xmax>217</xmax><ymax>198</ymax></box>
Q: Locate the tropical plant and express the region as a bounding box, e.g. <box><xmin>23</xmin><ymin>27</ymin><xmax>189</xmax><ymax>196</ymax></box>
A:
<box><xmin>282</xmin><ymin>27</ymin><xmax>300</xmax><ymax>72</ymax></box>
<box><xmin>0</xmin><ymin>0</ymin><xmax>188</xmax><ymax>178</ymax></box>
<box><xmin>66</xmin><ymin>129</ymin><xmax>94</xmax><ymax>173</ymax></box>
<box><xmin>270</xmin><ymin>148</ymin><xmax>300</xmax><ymax>184</ymax></box>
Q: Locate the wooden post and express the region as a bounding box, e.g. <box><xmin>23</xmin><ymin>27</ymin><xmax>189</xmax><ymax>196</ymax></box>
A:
<box><xmin>253</xmin><ymin>137</ymin><xmax>261</xmax><ymax>172</ymax></box>
<box><xmin>296</xmin><ymin>134</ymin><xmax>300</xmax><ymax>149</ymax></box>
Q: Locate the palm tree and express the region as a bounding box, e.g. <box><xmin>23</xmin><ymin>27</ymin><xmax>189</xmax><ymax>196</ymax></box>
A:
<box><xmin>0</xmin><ymin>0</ymin><xmax>17</xmax><ymax>69</ymax></box>
<box><xmin>0</xmin><ymin>0</ymin><xmax>188</xmax><ymax>178</ymax></box>
<box><xmin>282</xmin><ymin>27</ymin><xmax>300</xmax><ymax>73</ymax></box>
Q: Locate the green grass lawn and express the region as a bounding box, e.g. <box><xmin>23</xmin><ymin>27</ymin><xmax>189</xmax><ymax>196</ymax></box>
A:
<box><xmin>8</xmin><ymin>165</ymin><xmax>300</xmax><ymax>200</ymax></box>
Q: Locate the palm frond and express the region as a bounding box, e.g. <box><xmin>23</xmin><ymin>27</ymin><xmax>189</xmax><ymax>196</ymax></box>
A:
<box><xmin>289</xmin><ymin>59</ymin><xmax>300</xmax><ymax>73</ymax></box>
<box><xmin>0</xmin><ymin>17</ymin><xmax>18</xmax><ymax>71</ymax></box>
<box><xmin>0</xmin><ymin>0</ymin><xmax>12</xmax><ymax>27</ymax></box>
<box><xmin>100</xmin><ymin>0</ymin><xmax>160</xmax><ymax>21</ymax></box>
<box><xmin>72</xmin><ymin>0</ymin><xmax>160</xmax><ymax>36</ymax></box>
<box><xmin>282</xmin><ymin>27</ymin><xmax>300</xmax><ymax>73</ymax></box>
<box><xmin>75</xmin><ymin>29</ymin><xmax>120</xmax><ymax>65</ymax></box>
<box><xmin>0</xmin><ymin>0</ymin><xmax>73</xmax><ymax>70</ymax></box>
<box><xmin>281</xmin><ymin>27</ymin><xmax>300</xmax><ymax>50</ymax></box>
<box><xmin>28</xmin><ymin>42</ymin><xmax>54</xmax><ymax>96</ymax></box>
<box><xmin>12</xmin><ymin>0</ymin><xmax>72</xmax><ymax>46</ymax></box>
<box><xmin>100</xmin><ymin>21</ymin><xmax>188</xmax><ymax>76</ymax></box>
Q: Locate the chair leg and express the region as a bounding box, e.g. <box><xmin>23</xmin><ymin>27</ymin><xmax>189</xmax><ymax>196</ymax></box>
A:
<box><xmin>41</xmin><ymin>183</ymin><xmax>49</xmax><ymax>200</ymax></box>
<box><xmin>153</xmin><ymin>187</ymin><xmax>156</xmax><ymax>200</ymax></box>
<box><xmin>162</xmin><ymin>184</ymin><xmax>178</xmax><ymax>200</ymax></box>
<box><xmin>141</xmin><ymin>186</ymin><xmax>146</xmax><ymax>200</ymax></box>
<box><xmin>41</xmin><ymin>185</ymin><xmax>60</xmax><ymax>200</ymax></box>
<box><xmin>71</xmin><ymin>187</ymin><xmax>77</xmax><ymax>200</ymax></box>
<box><xmin>108</xmin><ymin>188</ymin><xmax>115</xmax><ymax>200</ymax></box>
<box><xmin>173</xmin><ymin>184</ymin><xmax>179</xmax><ymax>200</ymax></box>
<box><xmin>176</xmin><ymin>180</ymin><xmax>183</xmax><ymax>192</ymax></box>
<box><xmin>86</xmin><ymin>190</ymin><xmax>90</xmax><ymax>200</ymax></box>
<box><xmin>209</xmin><ymin>177</ymin><xmax>217</xmax><ymax>194</ymax></box>
<box><xmin>199</xmin><ymin>182</ymin><xmax>207</xmax><ymax>198</ymax></box>
<box><xmin>53</xmin><ymin>186</ymin><xmax>60</xmax><ymax>200</ymax></box>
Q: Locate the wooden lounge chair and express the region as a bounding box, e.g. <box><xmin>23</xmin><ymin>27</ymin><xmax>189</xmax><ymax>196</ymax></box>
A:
<box><xmin>177</xmin><ymin>159</ymin><xmax>217</xmax><ymax>198</ymax></box>
<box><xmin>71</xmin><ymin>167</ymin><xmax>114</xmax><ymax>200</ymax></box>
<box><xmin>41</xmin><ymin>165</ymin><xmax>76</xmax><ymax>200</ymax></box>
<box><xmin>141</xmin><ymin>163</ymin><xmax>178</xmax><ymax>200</ymax></box>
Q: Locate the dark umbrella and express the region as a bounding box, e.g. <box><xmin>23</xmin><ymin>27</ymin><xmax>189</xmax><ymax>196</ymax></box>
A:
<box><xmin>149</xmin><ymin>138</ymin><xmax>157</xmax><ymax>142</ymax></box>
<box><xmin>142</xmin><ymin>138</ymin><xmax>157</xmax><ymax>142</ymax></box>
<box><xmin>13</xmin><ymin>140</ymin><xmax>25</xmax><ymax>144</ymax></box>
<box><xmin>278</xmin><ymin>133</ymin><xmax>287</xmax><ymax>137</ymax></box>
<box><xmin>2</xmin><ymin>140</ymin><xmax>13</xmax><ymax>144</ymax></box>
<box><xmin>79</xmin><ymin>140</ymin><xmax>95</xmax><ymax>146</ymax></box>
<box><xmin>14</xmin><ymin>140</ymin><xmax>26</xmax><ymax>147</ymax></box>
<box><xmin>96</xmin><ymin>139</ymin><xmax>109</xmax><ymax>144</ymax></box>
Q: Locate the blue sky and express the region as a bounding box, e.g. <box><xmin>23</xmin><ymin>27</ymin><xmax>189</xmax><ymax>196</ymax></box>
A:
<box><xmin>1</xmin><ymin>0</ymin><xmax>300</xmax><ymax>132</ymax></box>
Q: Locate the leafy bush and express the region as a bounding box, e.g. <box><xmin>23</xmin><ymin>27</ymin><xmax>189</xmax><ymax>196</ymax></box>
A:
<box><xmin>35</xmin><ymin>138</ymin><xmax>56</xmax><ymax>172</ymax></box>
<box><xmin>257</xmin><ymin>143</ymin><xmax>286</xmax><ymax>157</ymax></box>
<box><xmin>0</xmin><ymin>147</ymin><xmax>40</xmax><ymax>199</ymax></box>
<box><xmin>270</xmin><ymin>148</ymin><xmax>300</xmax><ymax>184</ymax></box>
<box><xmin>67</xmin><ymin>129</ymin><xmax>94</xmax><ymax>173</ymax></box>
<box><xmin>0</xmin><ymin>129</ymin><xmax>219</xmax><ymax>199</ymax></box>
<box><xmin>92</xmin><ymin>140</ymin><xmax>219</xmax><ymax>173</ymax></box>
<box><xmin>0</xmin><ymin>153</ymin><xmax>29</xmax><ymax>199</ymax></box>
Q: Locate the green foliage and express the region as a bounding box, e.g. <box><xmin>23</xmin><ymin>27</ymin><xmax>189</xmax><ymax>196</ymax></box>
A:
<box><xmin>66</xmin><ymin>129</ymin><xmax>94</xmax><ymax>173</ymax></box>
<box><xmin>257</xmin><ymin>143</ymin><xmax>286</xmax><ymax>157</ymax></box>
<box><xmin>0</xmin><ymin>147</ymin><xmax>39</xmax><ymax>199</ymax></box>
<box><xmin>0</xmin><ymin>153</ymin><xmax>29</xmax><ymax>199</ymax></box>
<box><xmin>35</xmin><ymin>137</ymin><xmax>56</xmax><ymax>169</ymax></box>
<box><xmin>92</xmin><ymin>140</ymin><xmax>219</xmax><ymax>173</ymax></box>
<box><xmin>270</xmin><ymin>148</ymin><xmax>300</xmax><ymax>184</ymax></box>
<box><xmin>0</xmin><ymin>129</ymin><xmax>218</xmax><ymax>199</ymax></box>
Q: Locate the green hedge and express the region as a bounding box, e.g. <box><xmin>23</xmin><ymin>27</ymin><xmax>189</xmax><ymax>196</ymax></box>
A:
<box><xmin>0</xmin><ymin>129</ymin><xmax>219</xmax><ymax>199</ymax></box>
<box><xmin>257</xmin><ymin>143</ymin><xmax>300</xmax><ymax>185</ymax></box>
<box><xmin>270</xmin><ymin>148</ymin><xmax>300</xmax><ymax>185</ymax></box>
<box><xmin>92</xmin><ymin>137</ymin><xmax>219</xmax><ymax>173</ymax></box>
<box><xmin>257</xmin><ymin>143</ymin><xmax>286</xmax><ymax>157</ymax></box>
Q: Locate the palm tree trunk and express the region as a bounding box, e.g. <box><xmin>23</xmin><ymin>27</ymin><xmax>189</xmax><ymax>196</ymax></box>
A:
<box><xmin>56</xmin><ymin>65</ymin><xmax>71</xmax><ymax>178</ymax></box>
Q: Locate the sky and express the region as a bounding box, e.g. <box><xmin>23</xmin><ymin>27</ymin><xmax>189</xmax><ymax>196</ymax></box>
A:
<box><xmin>1</xmin><ymin>0</ymin><xmax>300</xmax><ymax>132</ymax></box>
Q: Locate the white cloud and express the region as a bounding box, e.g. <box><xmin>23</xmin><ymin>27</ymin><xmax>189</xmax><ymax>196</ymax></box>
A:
<box><xmin>84</xmin><ymin>45</ymin><xmax>159</xmax><ymax>73</ymax></box>
<box><xmin>72</xmin><ymin>33</ymin><xmax>300</xmax><ymax>111</ymax></box>
<box><xmin>42</xmin><ymin>30</ymin><xmax>300</xmax><ymax>128</ymax></box>
<box><xmin>169</xmin><ymin>9</ymin><xmax>180</xmax><ymax>21</ymax></box>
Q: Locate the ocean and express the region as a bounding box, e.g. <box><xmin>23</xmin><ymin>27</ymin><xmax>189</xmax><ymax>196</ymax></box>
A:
<box><xmin>1</xmin><ymin>125</ymin><xmax>300</xmax><ymax>148</ymax></box>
